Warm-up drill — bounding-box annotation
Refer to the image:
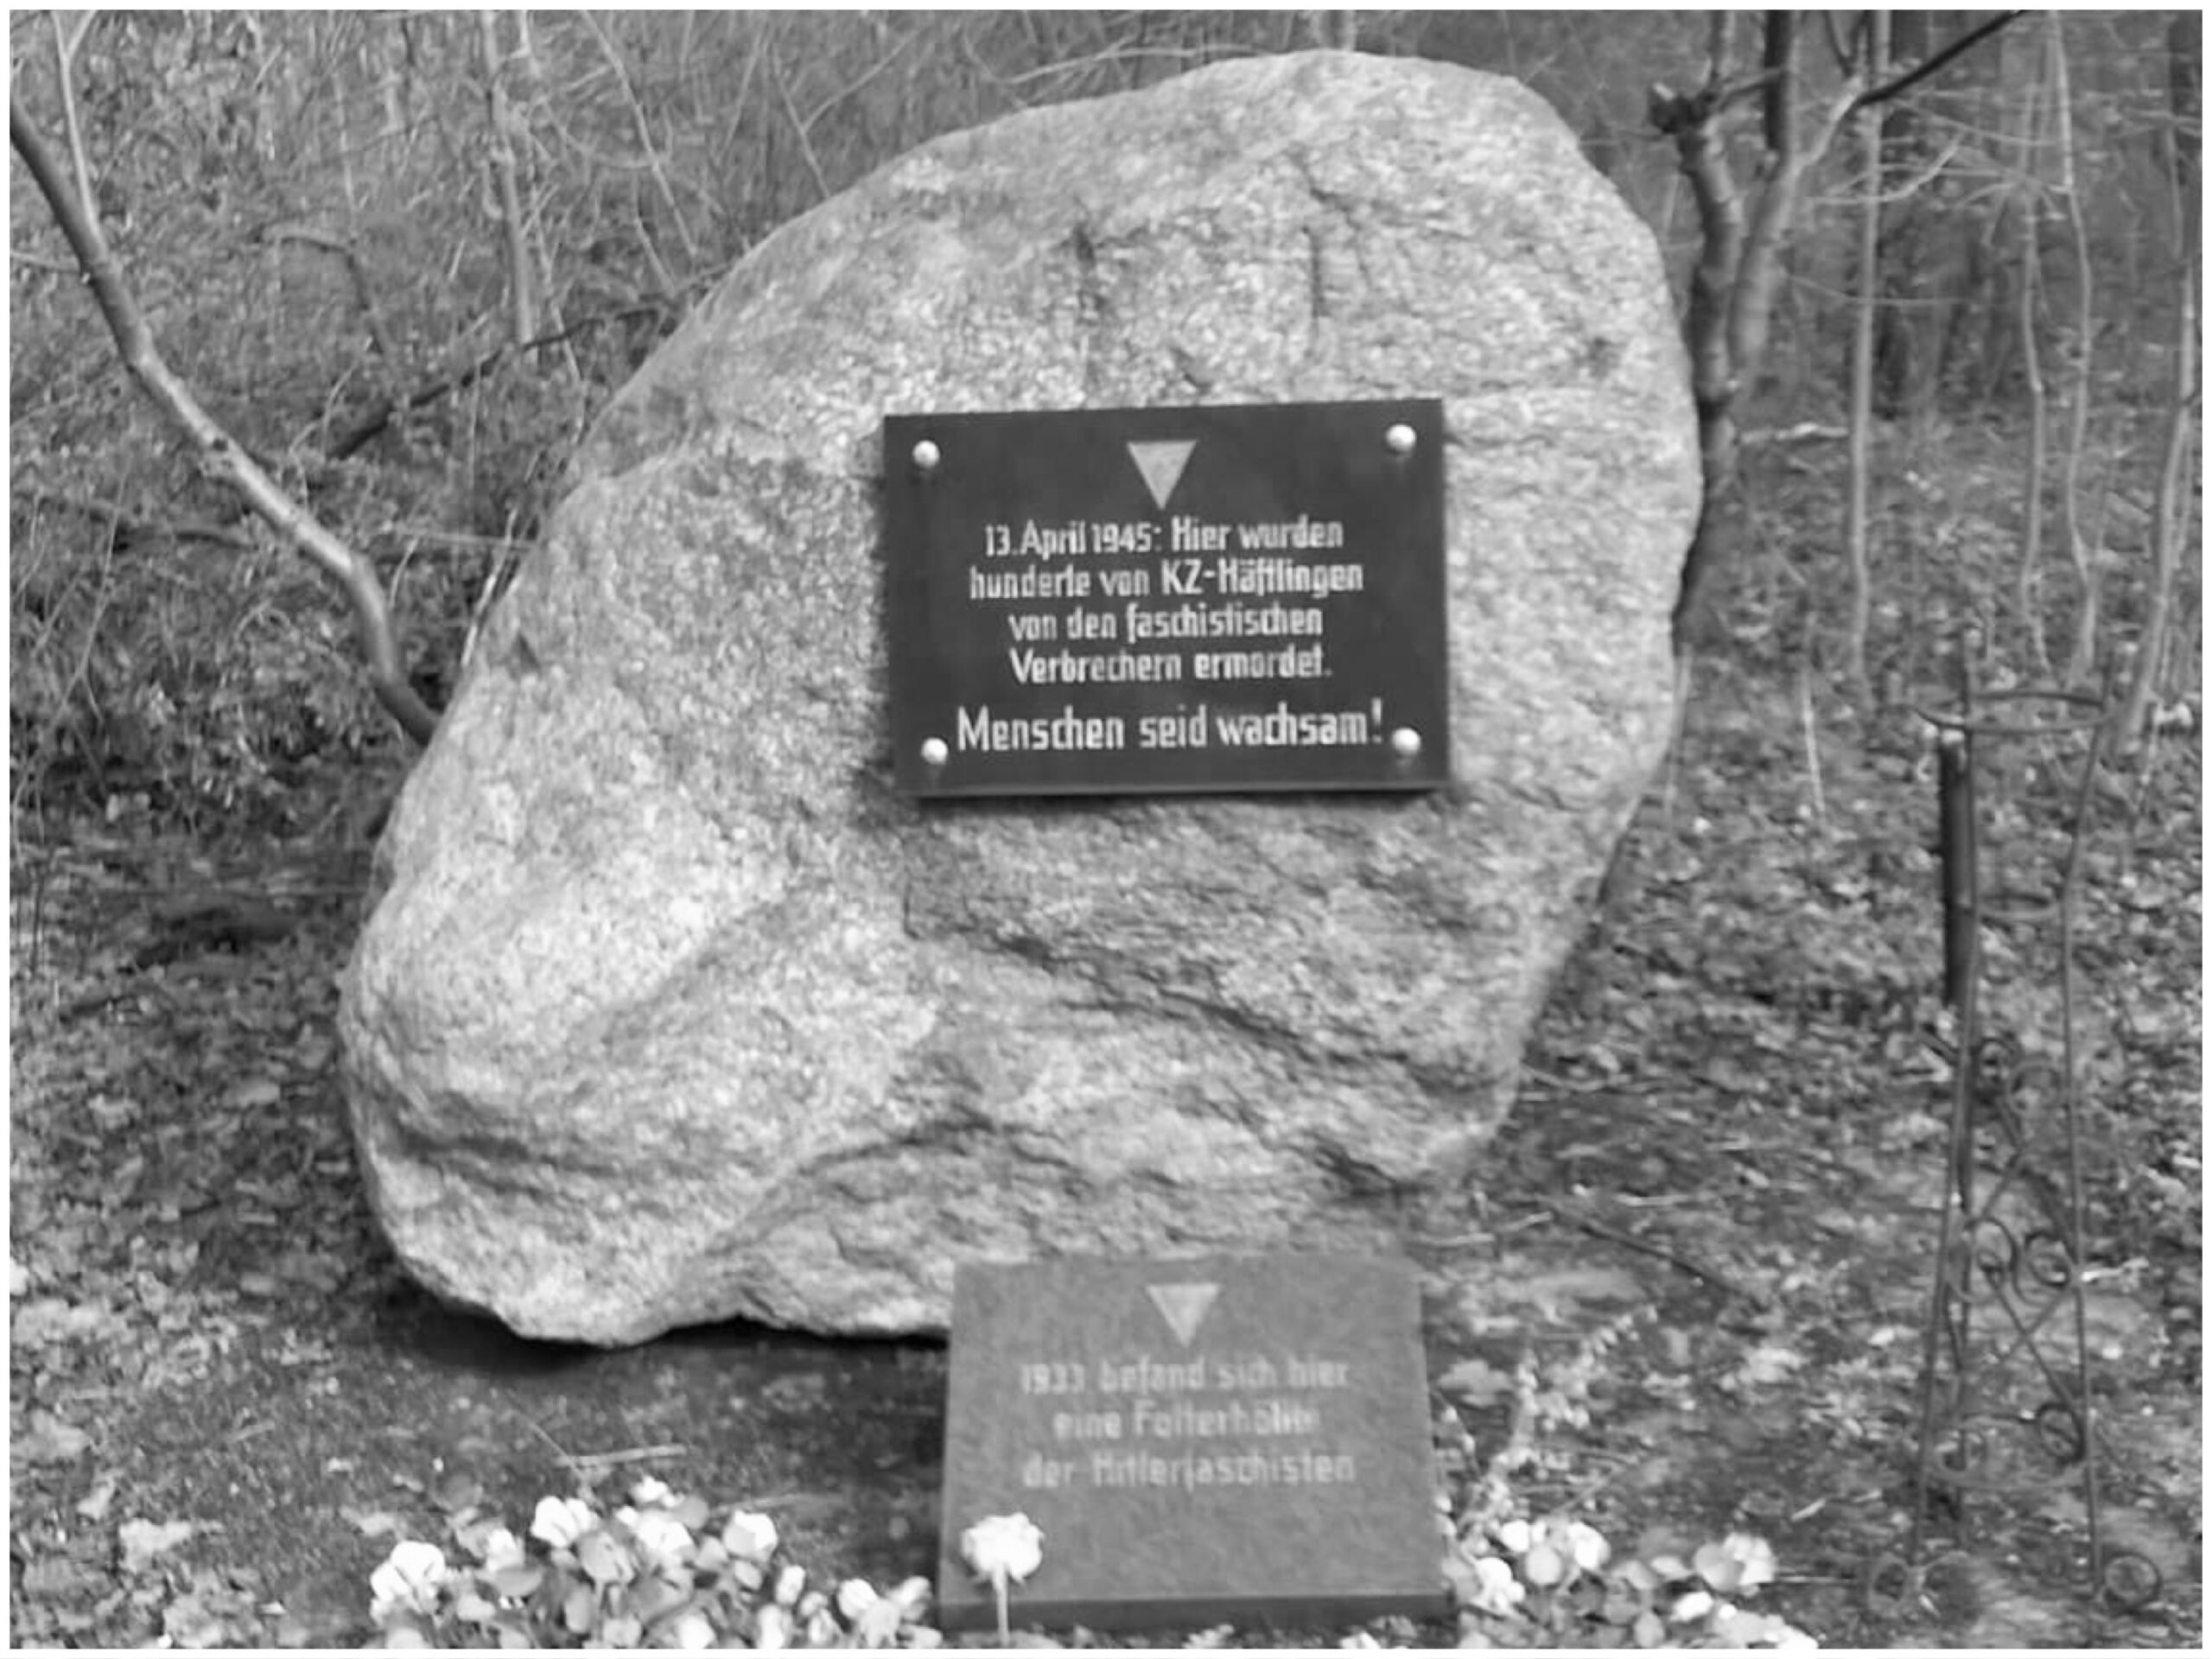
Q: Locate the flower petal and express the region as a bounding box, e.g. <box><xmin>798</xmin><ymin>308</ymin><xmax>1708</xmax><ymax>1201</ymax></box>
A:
<box><xmin>478</xmin><ymin>1527</ymin><xmax>527</xmax><ymax>1575</ymax></box>
<box><xmin>960</xmin><ymin>1514</ymin><xmax>1045</xmax><ymax>1586</ymax></box>
<box><xmin>836</xmin><ymin>1579</ymin><xmax>880</xmax><ymax>1622</ymax></box>
<box><xmin>531</xmin><ymin>1496</ymin><xmax>594</xmax><ymax>1550</ymax></box>
<box><xmin>669</xmin><ymin>1611</ymin><xmax>717</xmax><ymax>1649</ymax></box>
<box><xmin>721</xmin><ymin>1510</ymin><xmax>779</xmax><ymax>1564</ymax></box>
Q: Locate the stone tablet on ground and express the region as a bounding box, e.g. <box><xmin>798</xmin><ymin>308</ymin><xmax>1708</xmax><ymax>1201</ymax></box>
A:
<box><xmin>937</xmin><ymin>1254</ymin><xmax>1445</xmax><ymax>1634</ymax></box>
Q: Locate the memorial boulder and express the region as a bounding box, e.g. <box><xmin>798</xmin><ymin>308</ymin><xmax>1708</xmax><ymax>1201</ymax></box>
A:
<box><xmin>339</xmin><ymin>50</ymin><xmax>1699</xmax><ymax>1345</ymax></box>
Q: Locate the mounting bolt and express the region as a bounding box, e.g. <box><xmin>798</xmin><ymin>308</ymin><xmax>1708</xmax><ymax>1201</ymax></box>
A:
<box><xmin>1389</xmin><ymin>727</ymin><xmax>1421</xmax><ymax>758</ymax></box>
<box><xmin>920</xmin><ymin>737</ymin><xmax>949</xmax><ymax>767</ymax></box>
<box><xmin>912</xmin><ymin>439</ymin><xmax>942</xmax><ymax>474</ymax></box>
<box><xmin>1384</xmin><ymin>423</ymin><xmax>1417</xmax><ymax>456</ymax></box>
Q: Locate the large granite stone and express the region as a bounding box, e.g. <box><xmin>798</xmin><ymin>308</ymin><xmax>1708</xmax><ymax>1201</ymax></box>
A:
<box><xmin>339</xmin><ymin>50</ymin><xmax>1698</xmax><ymax>1344</ymax></box>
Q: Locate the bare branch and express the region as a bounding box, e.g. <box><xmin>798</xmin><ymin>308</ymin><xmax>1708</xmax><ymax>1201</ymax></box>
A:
<box><xmin>1844</xmin><ymin>9</ymin><xmax>1886</xmax><ymax>713</ymax></box>
<box><xmin>15</xmin><ymin>487</ymin><xmax>256</xmax><ymax>552</ymax></box>
<box><xmin>325</xmin><ymin>300</ymin><xmax>671</xmax><ymax>463</ymax></box>
<box><xmin>50</xmin><ymin>10</ymin><xmax>96</xmax><ymax>212</ymax></box>
<box><xmin>1305</xmin><ymin>12</ymin><xmax>1357</xmax><ymax>54</ymax></box>
<box><xmin>261</xmin><ymin>219</ymin><xmax>397</xmax><ymax>360</ymax></box>
<box><xmin>1760</xmin><ymin>10</ymin><xmax>1795</xmax><ymax>156</ymax></box>
<box><xmin>1820</xmin><ymin>10</ymin><xmax>1854</xmax><ymax>76</ymax></box>
<box><xmin>1704</xmin><ymin>11</ymin><xmax>1736</xmax><ymax>91</ymax></box>
<box><xmin>2046</xmin><ymin>11</ymin><xmax>2101</xmax><ymax>683</ymax></box>
<box><xmin>575</xmin><ymin>10</ymin><xmax>699</xmax><ymax>262</ymax></box>
<box><xmin>479</xmin><ymin>9</ymin><xmax>538</xmax><ymax>346</ymax></box>
<box><xmin>799</xmin><ymin>22</ymin><xmax>923</xmax><ymax>131</ymax></box>
<box><xmin>10</xmin><ymin>97</ymin><xmax>439</xmax><ymax>746</ymax></box>
<box><xmin>1852</xmin><ymin>10</ymin><xmax>2023</xmax><ymax>116</ymax></box>
<box><xmin>771</xmin><ymin>47</ymin><xmax>832</xmax><ymax>203</ymax></box>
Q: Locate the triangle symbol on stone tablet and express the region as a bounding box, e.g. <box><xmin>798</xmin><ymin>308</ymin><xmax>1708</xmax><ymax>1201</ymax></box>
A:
<box><xmin>1146</xmin><ymin>1281</ymin><xmax>1219</xmax><ymax>1347</ymax></box>
<box><xmin>1126</xmin><ymin>440</ymin><xmax>1196</xmax><ymax>511</ymax></box>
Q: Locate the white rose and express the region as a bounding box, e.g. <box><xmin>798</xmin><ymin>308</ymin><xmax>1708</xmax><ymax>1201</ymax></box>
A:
<box><xmin>668</xmin><ymin>1610</ymin><xmax>717</xmax><ymax>1649</ymax></box>
<box><xmin>1468</xmin><ymin>1554</ymin><xmax>1525</xmax><ymax>1616</ymax></box>
<box><xmin>959</xmin><ymin>1514</ymin><xmax>1045</xmax><ymax>1586</ymax></box>
<box><xmin>369</xmin><ymin>1540</ymin><xmax>448</xmax><ymax>1623</ymax></box>
<box><xmin>478</xmin><ymin>1528</ymin><xmax>526</xmax><ymax>1575</ymax></box>
<box><xmin>773</xmin><ymin>1561</ymin><xmax>807</xmax><ymax>1607</ymax></box>
<box><xmin>1721</xmin><ymin>1531</ymin><xmax>1777</xmax><ymax>1592</ymax></box>
<box><xmin>721</xmin><ymin>1509</ymin><xmax>779</xmax><ymax>1564</ymax></box>
<box><xmin>1671</xmin><ymin>1589</ymin><xmax>1715</xmax><ymax>1623</ymax></box>
<box><xmin>629</xmin><ymin>1509</ymin><xmax>695</xmax><ymax>1570</ymax></box>
<box><xmin>887</xmin><ymin>1576</ymin><xmax>931</xmax><ymax>1617</ymax></box>
<box><xmin>1562</xmin><ymin>1520</ymin><xmax>1611</xmax><ymax>1575</ymax></box>
<box><xmin>530</xmin><ymin>1495</ymin><xmax>595</xmax><ymax>1550</ymax></box>
<box><xmin>836</xmin><ymin>1579</ymin><xmax>880</xmax><ymax>1622</ymax></box>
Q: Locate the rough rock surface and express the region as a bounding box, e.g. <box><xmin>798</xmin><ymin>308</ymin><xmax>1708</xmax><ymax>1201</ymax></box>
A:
<box><xmin>339</xmin><ymin>51</ymin><xmax>1699</xmax><ymax>1345</ymax></box>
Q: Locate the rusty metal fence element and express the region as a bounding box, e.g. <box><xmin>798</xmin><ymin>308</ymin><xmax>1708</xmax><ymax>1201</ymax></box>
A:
<box><xmin>1862</xmin><ymin>635</ymin><xmax>2164</xmax><ymax>1622</ymax></box>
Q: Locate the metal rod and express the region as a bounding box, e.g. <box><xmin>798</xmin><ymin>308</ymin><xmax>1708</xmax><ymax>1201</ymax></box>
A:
<box><xmin>2054</xmin><ymin>660</ymin><xmax>2119</xmax><ymax>1600</ymax></box>
<box><xmin>1938</xmin><ymin>726</ymin><xmax>1977</xmax><ymax>1009</ymax></box>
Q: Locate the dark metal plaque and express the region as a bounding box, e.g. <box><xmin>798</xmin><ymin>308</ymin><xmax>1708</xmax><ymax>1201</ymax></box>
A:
<box><xmin>884</xmin><ymin>401</ymin><xmax>1449</xmax><ymax>797</ymax></box>
<box><xmin>936</xmin><ymin>1253</ymin><xmax>1446</xmax><ymax>1635</ymax></box>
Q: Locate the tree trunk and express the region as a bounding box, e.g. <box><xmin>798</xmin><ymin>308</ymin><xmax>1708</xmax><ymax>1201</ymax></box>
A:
<box><xmin>1653</xmin><ymin>11</ymin><xmax>2020</xmax><ymax>651</ymax></box>
<box><xmin>479</xmin><ymin>9</ymin><xmax>538</xmax><ymax>348</ymax></box>
<box><xmin>1873</xmin><ymin>10</ymin><xmax>1936</xmax><ymax>418</ymax></box>
<box><xmin>1845</xmin><ymin>11</ymin><xmax>1888</xmax><ymax>711</ymax></box>
<box><xmin>2117</xmin><ymin>11</ymin><xmax>2203</xmax><ymax>747</ymax></box>
<box><xmin>2046</xmin><ymin>13</ymin><xmax>2101</xmax><ymax>684</ymax></box>
<box><xmin>1654</xmin><ymin>15</ymin><xmax>1858</xmax><ymax>648</ymax></box>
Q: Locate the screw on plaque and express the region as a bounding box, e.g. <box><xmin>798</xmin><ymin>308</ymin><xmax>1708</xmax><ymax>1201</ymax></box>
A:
<box><xmin>912</xmin><ymin>439</ymin><xmax>942</xmax><ymax>474</ymax></box>
<box><xmin>1389</xmin><ymin>727</ymin><xmax>1421</xmax><ymax>759</ymax></box>
<box><xmin>919</xmin><ymin>737</ymin><xmax>949</xmax><ymax>767</ymax></box>
<box><xmin>1384</xmin><ymin>423</ymin><xmax>1417</xmax><ymax>456</ymax></box>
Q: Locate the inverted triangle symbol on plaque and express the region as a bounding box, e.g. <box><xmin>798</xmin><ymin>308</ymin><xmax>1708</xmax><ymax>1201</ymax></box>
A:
<box><xmin>1126</xmin><ymin>439</ymin><xmax>1197</xmax><ymax>511</ymax></box>
<box><xmin>1146</xmin><ymin>1281</ymin><xmax>1220</xmax><ymax>1347</ymax></box>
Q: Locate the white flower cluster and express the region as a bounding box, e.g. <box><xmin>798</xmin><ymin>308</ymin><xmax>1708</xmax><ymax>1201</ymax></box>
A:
<box><xmin>1446</xmin><ymin>1516</ymin><xmax>1815</xmax><ymax>1649</ymax></box>
<box><xmin>369</xmin><ymin>1479</ymin><xmax>937</xmax><ymax>1649</ymax></box>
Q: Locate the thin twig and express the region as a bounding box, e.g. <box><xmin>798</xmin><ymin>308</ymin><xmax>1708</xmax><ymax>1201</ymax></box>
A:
<box><xmin>477</xmin><ymin>9</ymin><xmax>537</xmax><ymax>346</ymax></box>
<box><xmin>10</xmin><ymin>99</ymin><xmax>439</xmax><ymax>744</ymax></box>
<box><xmin>16</xmin><ymin>487</ymin><xmax>257</xmax><ymax>551</ymax></box>
<box><xmin>325</xmin><ymin>302</ymin><xmax>669</xmax><ymax>461</ymax></box>
<box><xmin>1543</xmin><ymin>1198</ymin><xmax>1768</xmax><ymax>1306</ymax></box>
<box><xmin>575</xmin><ymin>10</ymin><xmax>698</xmax><ymax>261</ymax></box>
<box><xmin>771</xmin><ymin>48</ymin><xmax>831</xmax><ymax>202</ymax></box>
<box><xmin>1850</xmin><ymin>11</ymin><xmax>2024</xmax><ymax>116</ymax></box>
<box><xmin>520</xmin><ymin>1415</ymin><xmax>588</xmax><ymax>1484</ymax></box>
<box><xmin>521</xmin><ymin>1417</ymin><xmax>690</xmax><ymax>1472</ymax></box>
<box><xmin>800</xmin><ymin>22</ymin><xmax>923</xmax><ymax>130</ymax></box>
<box><xmin>51</xmin><ymin>13</ymin><xmax>96</xmax><ymax>215</ymax></box>
<box><xmin>569</xmin><ymin>1443</ymin><xmax>690</xmax><ymax>1469</ymax></box>
<box><xmin>1800</xmin><ymin>670</ymin><xmax>1831</xmax><ymax>834</ymax></box>
<box><xmin>260</xmin><ymin>220</ymin><xmax>397</xmax><ymax>361</ymax></box>
<box><xmin>1549</xmin><ymin>1452</ymin><xmax>1641</xmax><ymax>1521</ymax></box>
